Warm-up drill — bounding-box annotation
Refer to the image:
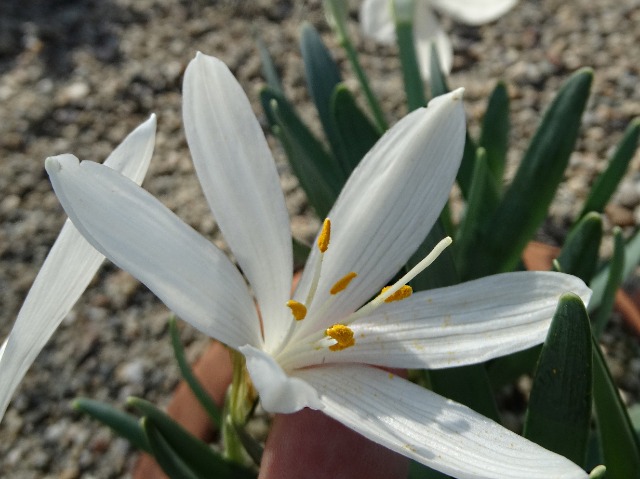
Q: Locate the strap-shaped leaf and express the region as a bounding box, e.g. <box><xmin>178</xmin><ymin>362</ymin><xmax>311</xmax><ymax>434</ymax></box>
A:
<box><xmin>169</xmin><ymin>317</ymin><xmax>221</xmax><ymax>428</ymax></box>
<box><xmin>260</xmin><ymin>88</ymin><xmax>342</xmax><ymax>217</ymax></box>
<box><xmin>73</xmin><ymin>398</ymin><xmax>150</xmax><ymax>452</ymax></box>
<box><xmin>524</xmin><ymin>293</ymin><xmax>592</xmax><ymax>467</ymax></box>
<box><xmin>429</xmin><ymin>42</ymin><xmax>449</xmax><ymax>99</ymax></box>
<box><xmin>589</xmin><ymin>225</ymin><xmax>640</xmax><ymax>311</ymax></box>
<box><xmin>331</xmin><ymin>84</ymin><xmax>381</xmax><ymax>175</ymax></box>
<box><xmin>479</xmin><ymin>81</ymin><xmax>510</xmax><ymax>185</ymax></box>
<box><xmin>556</xmin><ymin>212</ymin><xmax>603</xmax><ymax>283</ymax></box>
<box><xmin>324</xmin><ymin>0</ymin><xmax>387</xmax><ymax>131</ymax></box>
<box><xmin>466</xmin><ymin>69</ymin><xmax>593</xmax><ymax>278</ymax></box>
<box><xmin>255</xmin><ymin>35</ymin><xmax>283</xmax><ymax>95</ymax></box>
<box><xmin>142</xmin><ymin>417</ymin><xmax>202</xmax><ymax>479</ymax></box>
<box><xmin>457</xmin><ymin>148</ymin><xmax>500</xmax><ymax>278</ymax></box>
<box><xmin>591</xmin><ymin>227</ymin><xmax>624</xmax><ymax>337</ymax></box>
<box><xmin>300</xmin><ymin>22</ymin><xmax>348</xmax><ymax>170</ymax></box>
<box><xmin>393</xmin><ymin>0</ymin><xmax>427</xmax><ymax>111</ymax></box>
<box><xmin>592</xmin><ymin>336</ymin><xmax>640</xmax><ymax>478</ymax></box>
<box><xmin>580</xmin><ymin>119</ymin><xmax>640</xmax><ymax>218</ymax></box>
<box><xmin>130</xmin><ymin>397</ymin><xmax>256</xmax><ymax>479</ymax></box>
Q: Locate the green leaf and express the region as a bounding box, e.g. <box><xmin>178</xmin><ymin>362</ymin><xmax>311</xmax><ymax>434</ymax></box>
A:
<box><xmin>580</xmin><ymin>119</ymin><xmax>640</xmax><ymax>218</ymax></box>
<box><xmin>409</xmin><ymin>460</ymin><xmax>452</xmax><ymax>479</ymax></box>
<box><xmin>428</xmin><ymin>42</ymin><xmax>449</xmax><ymax>99</ymax></box>
<box><xmin>479</xmin><ymin>81</ymin><xmax>510</xmax><ymax>185</ymax></box>
<box><xmin>457</xmin><ymin>147</ymin><xmax>500</xmax><ymax>278</ymax></box>
<box><xmin>169</xmin><ymin>317</ymin><xmax>222</xmax><ymax>428</ymax></box>
<box><xmin>142</xmin><ymin>417</ymin><xmax>202</xmax><ymax>479</ymax></box>
<box><xmin>523</xmin><ymin>293</ymin><xmax>592</xmax><ymax>467</ymax></box>
<box><xmin>261</xmin><ymin>88</ymin><xmax>342</xmax><ymax>217</ymax></box>
<box><xmin>592</xmin><ymin>336</ymin><xmax>640</xmax><ymax>478</ymax></box>
<box><xmin>331</xmin><ymin>84</ymin><xmax>381</xmax><ymax>175</ymax></box>
<box><xmin>255</xmin><ymin>35</ymin><xmax>283</xmax><ymax>94</ymax></box>
<box><xmin>466</xmin><ymin>68</ymin><xmax>593</xmax><ymax>278</ymax></box>
<box><xmin>300</xmin><ymin>22</ymin><xmax>348</xmax><ymax>170</ymax></box>
<box><xmin>589</xmin><ymin>225</ymin><xmax>640</xmax><ymax>311</ymax></box>
<box><xmin>556</xmin><ymin>212</ymin><xmax>603</xmax><ymax>283</ymax></box>
<box><xmin>73</xmin><ymin>398</ymin><xmax>150</xmax><ymax>453</ymax></box>
<box><xmin>393</xmin><ymin>0</ymin><xmax>427</xmax><ymax>111</ymax></box>
<box><xmin>292</xmin><ymin>237</ymin><xmax>311</xmax><ymax>269</ymax></box>
<box><xmin>591</xmin><ymin>227</ymin><xmax>624</xmax><ymax>337</ymax></box>
<box><xmin>130</xmin><ymin>397</ymin><xmax>255</xmax><ymax>479</ymax></box>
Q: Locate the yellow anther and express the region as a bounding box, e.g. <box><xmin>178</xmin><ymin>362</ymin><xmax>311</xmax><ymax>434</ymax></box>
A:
<box><xmin>330</xmin><ymin>272</ymin><xmax>357</xmax><ymax>295</ymax></box>
<box><xmin>381</xmin><ymin>285</ymin><xmax>413</xmax><ymax>303</ymax></box>
<box><xmin>286</xmin><ymin>300</ymin><xmax>307</xmax><ymax>321</ymax></box>
<box><xmin>318</xmin><ymin>218</ymin><xmax>331</xmax><ymax>253</ymax></box>
<box><xmin>325</xmin><ymin>324</ymin><xmax>355</xmax><ymax>351</ymax></box>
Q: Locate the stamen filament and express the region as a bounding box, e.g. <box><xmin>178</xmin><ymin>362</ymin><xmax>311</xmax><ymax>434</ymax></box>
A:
<box><xmin>347</xmin><ymin>236</ymin><xmax>453</xmax><ymax>322</ymax></box>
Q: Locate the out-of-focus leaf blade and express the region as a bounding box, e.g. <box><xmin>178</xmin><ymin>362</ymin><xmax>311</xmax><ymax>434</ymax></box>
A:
<box><xmin>300</xmin><ymin>22</ymin><xmax>347</xmax><ymax>170</ymax></box>
<box><xmin>592</xmin><ymin>336</ymin><xmax>640</xmax><ymax>479</ymax></box>
<box><xmin>589</xmin><ymin>226</ymin><xmax>640</xmax><ymax>311</ymax></box>
<box><xmin>479</xmin><ymin>81</ymin><xmax>510</xmax><ymax>185</ymax></box>
<box><xmin>524</xmin><ymin>293</ymin><xmax>592</xmax><ymax>467</ymax></box>
<box><xmin>429</xmin><ymin>42</ymin><xmax>448</xmax><ymax>99</ymax></box>
<box><xmin>580</xmin><ymin>119</ymin><xmax>640</xmax><ymax>218</ymax></box>
<box><xmin>73</xmin><ymin>398</ymin><xmax>150</xmax><ymax>453</ymax></box>
<box><xmin>255</xmin><ymin>35</ymin><xmax>283</xmax><ymax>94</ymax></box>
<box><xmin>393</xmin><ymin>0</ymin><xmax>427</xmax><ymax>111</ymax></box>
<box><xmin>466</xmin><ymin>69</ymin><xmax>593</xmax><ymax>278</ymax></box>
<box><xmin>331</xmin><ymin>84</ymin><xmax>381</xmax><ymax>175</ymax></box>
<box><xmin>556</xmin><ymin>212</ymin><xmax>603</xmax><ymax>283</ymax></box>
<box><xmin>409</xmin><ymin>460</ymin><xmax>452</xmax><ymax>479</ymax></box>
<box><xmin>142</xmin><ymin>417</ymin><xmax>202</xmax><ymax>479</ymax></box>
<box><xmin>130</xmin><ymin>398</ymin><xmax>255</xmax><ymax>479</ymax></box>
<box><xmin>169</xmin><ymin>317</ymin><xmax>221</xmax><ymax>428</ymax></box>
<box><xmin>591</xmin><ymin>227</ymin><xmax>624</xmax><ymax>337</ymax></box>
<box><xmin>261</xmin><ymin>87</ymin><xmax>342</xmax><ymax>217</ymax></box>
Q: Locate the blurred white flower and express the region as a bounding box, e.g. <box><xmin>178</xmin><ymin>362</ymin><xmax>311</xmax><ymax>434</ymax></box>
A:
<box><xmin>45</xmin><ymin>52</ymin><xmax>588</xmax><ymax>479</ymax></box>
<box><xmin>360</xmin><ymin>0</ymin><xmax>518</xmax><ymax>79</ymax></box>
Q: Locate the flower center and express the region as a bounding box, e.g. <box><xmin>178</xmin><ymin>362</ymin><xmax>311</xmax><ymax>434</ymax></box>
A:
<box><xmin>282</xmin><ymin>218</ymin><xmax>452</xmax><ymax>353</ymax></box>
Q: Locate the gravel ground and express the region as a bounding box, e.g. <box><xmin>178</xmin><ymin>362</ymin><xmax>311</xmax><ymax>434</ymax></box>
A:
<box><xmin>1</xmin><ymin>0</ymin><xmax>640</xmax><ymax>477</ymax></box>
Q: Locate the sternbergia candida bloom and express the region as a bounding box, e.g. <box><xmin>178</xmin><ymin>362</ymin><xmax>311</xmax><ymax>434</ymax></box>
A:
<box><xmin>45</xmin><ymin>52</ymin><xmax>589</xmax><ymax>478</ymax></box>
<box><xmin>360</xmin><ymin>0</ymin><xmax>518</xmax><ymax>79</ymax></box>
<box><xmin>0</xmin><ymin>115</ymin><xmax>156</xmax><ymax>422</ymax></box>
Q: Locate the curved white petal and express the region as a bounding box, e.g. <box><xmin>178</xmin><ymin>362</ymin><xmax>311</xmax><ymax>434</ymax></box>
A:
<box><xmin>284</xmin><ymin>272</ymin><xmax>591</xmax><ymax>370</ymax></box>
<box><xmin>413</xmin><ymin>4</ymin><xmax>453</xmax><ymax>79</ymax></box>
<box><xmin>45</xmin><ymin>155</ymin><xmax>261</xmax><ymax>350</ymax></box>
<box><xmin>298</xmin><ymin>365</ymin><xmax>587</xmax><ymax>479</ymax></box>
<box><xmin>430</xmin><ymin>0</ymin><xmax>518</xmax><ymax>25</ymax></box>
<box><xmin>294</xmin><ymin>90</ymin><xmax>466</xmax><ymax>336</ymax></box>
<box><xmin>359</xmin><ymin>0</ymin><xmax>396</xmax><ymax>44</ymax></box>
<box><xmin>183</xmin><ymin>52</ymin><xmax>292</xmax><ymax>352</ymax></box>
<box><xmin>0</xmin><ymin>116</ymin><xmax>156</xmax><ymax>422</ymax></box>
<box><xmin>241</xmin><ymin>345</ymin><xmax>323</xmax><ymax>414</ymax></box>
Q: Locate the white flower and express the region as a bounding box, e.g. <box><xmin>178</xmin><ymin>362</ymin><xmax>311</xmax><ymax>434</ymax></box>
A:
<box><xmin>360</xmin><ymin>0</ymin><xmax>518</xmax><ymax>79</ymax></box>
<box><xmin>45</xmin><ymin>52</ymin><xmax>588</xmax><ymax>479</ymax></box>
<box><xmin>0</xmin><ymin>115</ymin><xmax>156</xmax><ymax>421</ymax></box>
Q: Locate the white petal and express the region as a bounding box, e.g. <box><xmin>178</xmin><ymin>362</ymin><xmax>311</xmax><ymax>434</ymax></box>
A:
<box><xmin>430</xmin><ymin>0</ymin><xmax>518</xmax><ymax>25</ymax></box>
<box><xmin>294</xmin><ymin>90</ymin><xmax>466</xmax><ymax>336</ymax></box>
<box><xmin>298</xmin><ymin>365</ymin><xmax>587</xmax><ymax>479</ymax></box>
<box><xmin>413</xmin><ymin>4</ymin><xmax>453</xmax><ymax>79</ymax></box>
<box><xmin>0</xmin><ymin>117</ymin><xmax>156</xmax><ymax>422</ymax></box>
<box><xmin>104</xmin><ymin>114</ymin><xmax>157</xmax><ymax>185</ymax></box>
<box><xmin>285</xmin><ymin>272</ymin><xmax>591</xmax><ymax>370</ymax></box>
<box><xmin>240</xmin><ymin>345</ymin><xmax>323</xmax><ymax>414</ymax></box>
<box><xmin>45</xmin><ymin>155</ymin><xmax>261</xmax><ymax>350</ymax></box>
<box><xmin>359</xmin><ymin>0</ymin><xmax>396</xmax><ymax>44</ymax></box>
<box><xmin>183</xmin><ymin>53</ymin><xmax>292</xmax><ymax>351</ymax></box>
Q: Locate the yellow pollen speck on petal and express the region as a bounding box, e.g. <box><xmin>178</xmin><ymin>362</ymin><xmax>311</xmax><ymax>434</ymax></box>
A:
<box><xmin>382</xmin><ymin>285</ymin><xmax>413</xmax><ymax>302</ymax></box>
<box><xmin>325</xmin><ymin>324</ymin><xmax>355</xmax><ymax>351</ymax></box>
<box><xmin>317</xmin><ymin>218</ymin><xmax>331</xmax><ymax>253</ymax></box>
<box><xmin>330</xmin><ymin>272</ymin><xmax>357</xmax><ymax>295</ymax></box>
<box><xmin>286</xmin><ymin>300</ymin><xmax>307</xmax><ymax>321</ymax></box>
